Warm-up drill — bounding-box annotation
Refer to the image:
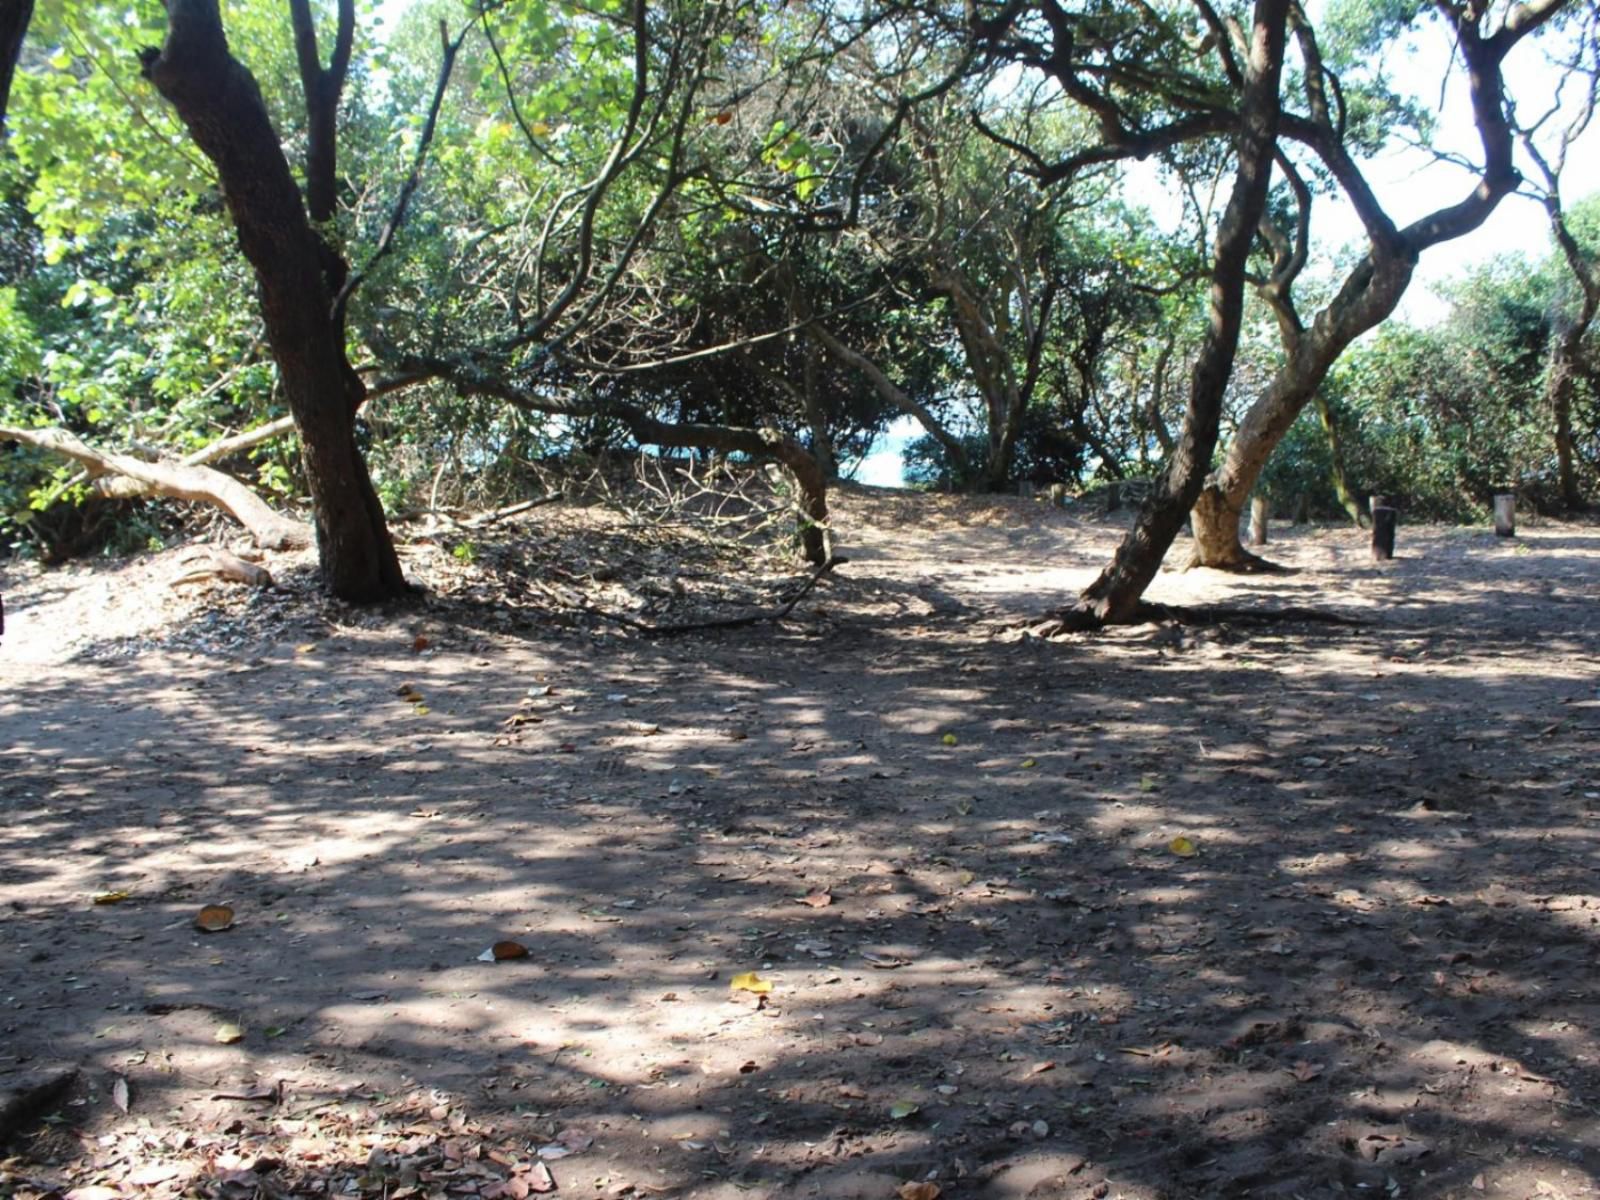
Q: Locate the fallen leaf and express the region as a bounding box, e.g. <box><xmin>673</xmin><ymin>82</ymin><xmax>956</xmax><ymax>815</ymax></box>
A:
<box><xmin>1168</xmin><ymin>835</ymin><xmax>1198</xmax><ymax>857</ymax></box>
<box><xmin>1140</xmin><ymin>774</ymin><xmax>1159</xmax><ymax>792</ymax></box>
<box><xmin>1290</xmin><ymin>1060</ymin><xmax>1325</xmax><ymax>1082</ymax></box>
<box><xmin>93</xmin><ymin>890</ymin><xmax>131</xmax><ymax>905</ymax></box>
<box><xmin>711</xmin><ymin>111</ymin><xmax>733</xmax><ymax>125</ymax></box>
<box><xmin>195</xmin><ymin>904</ymin><xmax>235</xmax><ymax>932</ymax></box>
<box><xmin>214</xmin><ymin>1023</ymin><xmax>244</xmax><ymax>1044</ymax></box>
<box><xmin>477</xmin><ymin>940</ymin><xmax>530</xmax><ymax>962</ymax></box>
<box><xmin>899</xmin><ymin>1184</ymin><xmax>942</xmax><ymax>1200</ymax></box>
<box><xmin>527</xmin><ymin>1161</ymin><xmax>556</xmax><ymax>1193</ymax></box>
<box><xmin>941</xmin><ymin>733</ymin><xmax>958</xmax><ymax>746</ymax></box>
<box><xmin>412</xmin><ymin>635</ymin><xmax>431</xmax><ymax>652</ymax></box>
<box><xmin>112</xmin><ymin>1075</ymin><xmax>130</xmax><ymax>1113</ymax></box>
<box><xmin>1025</xmin><ymin>1061</ymin><xmax>1056</xmax><ymax>1077</ymax></box>
<box><xmin>128</xmin><ymin>1163</ymin><xmax>183</xmax><ymax>1186</ymax></box>
<box><xmin>1020</xmin><ymin>758</ymin><xmax>1037</xmax><ymax>769</ymax></box>
<box><xmin>889</xmin><ymin>1099</ymin><xmax>921</xmax><ymax>1120</ymax></box>
<box><xmin>797</xmin><ymin>890</ymin><xmax>833</xmax><ymax>908</ymax></box>
<box><xmin>294</xmin><ymin>643</ymin><xmax>316</xmax><ymax>655</ymax></box>
<box><xmin>413</xmin><ymin>704</ymin><xmax>431</xmax><ymax>715</ymax></box>
<box><xmin>730</xmin><ymin>971</ymin><xmax>773</xmax><ymax>995</ymax></box>
<box><xmin>396</xmin><ymin>684</ymin><xmax>423</xmax><ymax>701</ymax></box>
<box><xmin>66</xmin><ymin>1188</ymin><xmax>121</xmax><ymax>1200</ymax></box>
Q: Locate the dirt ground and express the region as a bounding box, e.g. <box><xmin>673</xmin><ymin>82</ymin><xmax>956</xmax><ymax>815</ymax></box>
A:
<box><xmin>2</xmin><ymin>485</ymin><xmax>1599</xmax><ymax>1200</ymax></box>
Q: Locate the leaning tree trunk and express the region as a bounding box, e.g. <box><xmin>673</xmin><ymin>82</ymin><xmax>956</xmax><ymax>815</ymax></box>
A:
<box><xmin>1057</xmin><ymin>0</ymin><xmax>1289</xmax><ymax>627</ymax></box>
<box><xmin>139</xmin><ymin>0</ymin><xmax>406</xmax><ymax>602</ymax></box>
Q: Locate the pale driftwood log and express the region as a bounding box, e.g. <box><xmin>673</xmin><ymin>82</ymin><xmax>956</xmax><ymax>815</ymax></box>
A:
<box><xmin>171</xmin><ymin>547</ymin><xmax>275</xmax><ymax>588</ymax></box>
<box><xmin>1</xmin><ymin>424</ymin><xmax>310</xmax><ymax>550</ymax></box>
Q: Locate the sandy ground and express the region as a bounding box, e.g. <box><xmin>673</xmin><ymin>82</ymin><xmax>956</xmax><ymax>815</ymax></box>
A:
<box><xmin>2</xmin><ymin>486</ymin><xmax>1599</xmax><ymax>1200</ymax></box>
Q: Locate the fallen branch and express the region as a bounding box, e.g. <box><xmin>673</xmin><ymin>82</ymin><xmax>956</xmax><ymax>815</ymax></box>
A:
<box><xmin>1</xmin><ymin>424</ymin><xmax>310</xmax><ymax>550</ymax></box>
<box><xmin>170</xmin><ymin>547</ymin><xmax>275</xmax><ymax>588</ymax></box>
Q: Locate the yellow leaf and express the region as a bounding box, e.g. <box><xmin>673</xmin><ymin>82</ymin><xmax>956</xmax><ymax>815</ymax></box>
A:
<box><xmin>1168</xmin><ymin>836</ymin><xmax>1198</xmax><ymax>857</ymax></box>
<box><xmin>730</xmin><ymin>972</ymin><xmax>773</xmax><ymax>995</ymax></box>
<box><xmin>214</xmin><ymin>1023</ymin><xmax>244</xmax><ymax>1044</ymax></box>
<box><xmin>93</xmin><ymin>891</ymin><xmax>131</xmax><ymax>905</ymax></box>
<box><xmin>956</xmin><ymin>870</ymin><xmax>975</xmax><ymax>886</ymax></box>
<box><xmin>1140</xmin><ymin>774</ymin><xmax>1158</xmax><ymax>792</ymax></box>
<box><xmin>941</xmin><ymin>733</ymin><xmax>958</xmax><ymax>746</ymax></box>
<box><xmin>1021</xmin><ymin>758</ymin><xmax>1037</xmax><ymax>769</ymax></box>
<box><xmin>413</xmin><ymin>704</ymin><xmax>431</xmax><ymax>715</ymax></box>
<box><xmin>531</xmin><ymin>120</ymin><xmax>552</xmax><ymax>136</ymax></box>
<box><xmin>295</xmin><ymin>643</ymin><xmax>316</xmax><ymax>654</ymax></box>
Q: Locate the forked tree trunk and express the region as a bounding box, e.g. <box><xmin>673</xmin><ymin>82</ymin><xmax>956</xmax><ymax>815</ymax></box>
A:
<box><xmin>1189</xmin><ymin>257</ymin><xmax>1414</xmax><ymax>568</ymax></box>
<box><xmin>1188</xmin><ymin>2</ymin><xmax>1554</xmax><ymax>567</ymax></box>
<box><xmin>139</xmin><ymin>0</ymin><xmax>407</xmax><ymax>602</ymax></box>
<box><xmin>1059</xmin><ymin>0</ymin><xmax>1289</xmax><ymax>627</ymax></box>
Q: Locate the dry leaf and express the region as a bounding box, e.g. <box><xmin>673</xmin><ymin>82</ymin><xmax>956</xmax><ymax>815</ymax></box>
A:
<box><xmin>92</xmin><ymin>890</ymin><xmax>131</xmax><ymax>905</ymax></box>
<box><xmin>899</xmin><ymin>1184</ymin><xmax>942</xmax><ymax>1200</ymax></box>
<box><xmin>214</xmin><ymin>1023</ymin><xmax>244</xmax><ymax>1044</ymax></box>
<box><xmin>112</xmin><ymin>1075</ymin><xmax>130</xmax><ymax>1113</ymax></box>
<box><xmin>195</xmin><ymin>904</ymin><xmax>235</xmax><ymax>932</ymax></box>
<box><xmin>1290</xmin><ymin>1060</ymin><xmax>1325</xmax><ymax>1082</ymax></box>
<box><xmin>477</xmin><ymin>940</ymin><xmax>529</xmax><ymax>962</ymax></box>
<box><xmin>1025</xmin><ymin>1061</ymin><xmax>1056</xmax><ymax>1077</ymax></box>
<box><xmin>798</xmin><ymin>890</ymin><xmax>833</xmax><ymax>908</ymax></box>
<box><xmin>412</xmin><ymin>635</ymin><xmax>431</xmax><ymax>652</ymax></box>
<box><xmin>527</xmin><ymin>1161</ymin><xmax>556</xmax><ymax>1193</ymax></box>
<box><xmin>889</xmin><ymin>1099</ymin><xmax>920</xmax><ymax>1120</ymax></box>
<box><xmin>941</xmin><ymin>733</ymin><xmax>958</xmax><ymax>746</ymax></box>
<box><xmin>1168</xmin><ymin>835</ymin><xmax>1198</xmax><ymax>857</ymax></box>
<box><xmin>730</xmin><ymin>971</ymin><xmax>773</xmax><ymax>995</ymax></box>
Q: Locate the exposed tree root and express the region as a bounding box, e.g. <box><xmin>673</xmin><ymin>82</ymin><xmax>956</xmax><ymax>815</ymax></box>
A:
<box><xmin>1182</xmin><ymin>546</ymin><xmax>1294</xmax><ymax>574</ymax></box>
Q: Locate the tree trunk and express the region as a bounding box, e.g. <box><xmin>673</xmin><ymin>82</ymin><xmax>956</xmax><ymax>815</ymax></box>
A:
<box><xmin>1057</xmin><ymin>0</ymin><xmax>1289</xmax><ymax>628</ymax></box>
<box><xmin>1547</xmin><ymin>315</ymin><xmax>1592</xmax><ymax>512</ymax></box>
<box><xmin>0</xmin><ymin>0</ymin><xmax>31</xmax><ymax>132</ymax></box>
<box><xmin>1</xmin><ymin>424</ymin><xmax>311</xmax><ymax>549</ymax></box>
<box><xmin>139</xmin><ymin>0</ymin><xmax>406</xmax><ymax>603</ymax></box>
<box><xmin>1313</xmin><ymin>390</ymin><xmax>1365</xmax><ymax>525</ymax></box>
<box><xmin>800</xmin><ymin>335</ymin><xmax>837</xmax><ymax>482</ymax></box>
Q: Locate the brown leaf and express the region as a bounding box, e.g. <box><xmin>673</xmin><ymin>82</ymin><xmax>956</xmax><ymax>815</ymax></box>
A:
<box><xmin>797</xmin><ymin>890</ymin><xmax>833</xmax><ymax>908</ymax></box>
<box><xmin>898</xmin><ymin>1184</ymin><xmax>942</xmax><ymax>1200</ymax></box>
<box><xmin>492</xmin><ymin>940</ymin><xmax>529</xmax><ymax>961</ymax></box>
<box><xmin>413</xmin><ymin>635</ymin><xmax>431</xmax><ymax>652</ymax></box>
<box><xmin>195</xmin><ymin>904</ymin><xmax>235</xmax><ymax>932</ymax></box>
<box><xmin>526</xmin><ymin>1161</ymin><xmax>556</xmax><ymax>1193</ymax></box>
<box><xmin>1290</xmin><ymin>1060</ymin><xmax>1325</xmax><ymax>1082</ymax></box>
<box><xmin>1024</xmin><ymin>1061</ymin><xmax>1056</xmax><ymax>1077</ymax></box>
<box><xmin>128</xmin><ymin>1162</ymin><xmax>184</xmax><ymax>1186</ymax></box>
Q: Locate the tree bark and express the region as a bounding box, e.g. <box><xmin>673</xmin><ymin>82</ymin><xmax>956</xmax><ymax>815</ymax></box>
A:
<box><xmin>1052</xmin><ymin>0</ymin><xmax>1289</xmax><ymax>628</ymax></box>
<box><xmin>139</xmin><ymin>0</ymin><xmax>407</xmax><ymax>602</ymax></box>
<box><xmin>1</xmin><ymin>424</ymin><xmax>311</xmax><ymax>549</ymax></box>
<box><xmin>0</xmin><ymin>0</ymin><xmax>31</xmax><ymax>133</ymax></box>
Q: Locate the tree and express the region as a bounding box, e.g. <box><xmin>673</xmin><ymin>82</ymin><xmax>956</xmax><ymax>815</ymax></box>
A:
<box><xmin>0</xmin><ymin>0</ymin><xmax>31</xmax><ymax>131</ymax></box>
<box><xmin>137</xmin><ymin>0</ymin><xmax>411</xmax><ymax>600</ymax></box>
<box><xmin>1187</xmin><ymin>0</ymin><xmax>1577</xmax><ymax>567</ymax></box>
<box><xmin>1517</xmin><ymin>33</ymin><xmax>1600</xmax><ymax>511</ymax></box>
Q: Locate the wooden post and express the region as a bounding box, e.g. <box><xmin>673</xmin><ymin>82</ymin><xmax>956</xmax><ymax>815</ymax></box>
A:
<box><xmin>1369</xmin><ymin>494</ymin><xmax>1391</xmax><ymax>516</ymax></box>
<box><xmin>1249</xmin><ymin>495</ymin><xmax>1269</xmax><ymax>546</ymax></box>
<box><xmin>1371</xmin><ymin>505</ymin><xmax>1397</xmax><ymax>561</ymax></box>
<box><xmin>1493</xmin><ymin>493</ymin><xmax>1516</xmax><ymax>537</ymax></box>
